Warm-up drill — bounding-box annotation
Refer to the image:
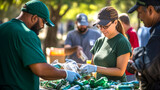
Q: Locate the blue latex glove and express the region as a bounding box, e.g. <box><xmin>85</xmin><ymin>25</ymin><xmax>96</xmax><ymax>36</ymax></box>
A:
<box><xmin>65</xmin><ymin>70</ymin><xmax>81</xmax><ymax>83</ymax></box>
<box><xmin>80</xmin><ymin>64</ymin><xmax>97</xmax><ymax>74</ymax></box>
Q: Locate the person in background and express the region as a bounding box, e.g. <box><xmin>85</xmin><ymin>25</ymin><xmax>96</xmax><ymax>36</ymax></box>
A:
<box><xmin>119</xmin><ymin>13</ymin><xmax>139</xmax><ymax>81</ymax></box>
<box><xmin>128</xmin><ymin>0</ymin><xmax>160</xmax><ymax>89</ymax></box>
<box><xmin>0</xmin><ymin>20</ymin><xmax>2</xmax><ymax>24</ymax></box>
<box><xmin>0</xmin><ymin>1</ymin><xmax>80</xmax><ymax>90</ymax></box>
<box><xmin>137</xmin><ymin>26</ymin><xmax>150</xmax><ymax>47</ymax></box>
<box><xmin>64</xmin><ymin>13</ymin><xmax>101</xmax><ymax>63</ymax></box>
<box><xmin>80</xmin><ymin>6</ymin><xmax>132</xmax><ymax>82</ymax></box>
<box><xmin>67</xmin><ymin>20</ymin><xmax>75</xmax><ymax>32</ymax></box>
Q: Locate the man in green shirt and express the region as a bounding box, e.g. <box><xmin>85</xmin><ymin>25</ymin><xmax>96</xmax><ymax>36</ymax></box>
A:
<box><xmin>0</xmin><ymin>1</ymin><xmax>80</xmax><ymax>90</ymax></box>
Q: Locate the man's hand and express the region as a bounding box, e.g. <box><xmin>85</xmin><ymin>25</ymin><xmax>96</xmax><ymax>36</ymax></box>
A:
<box><xmin>79</xmin><ymin>64</ymin><xmax>97</xmax><ymax>74</ymax></box>
<box><xmin>65</xmin><ymin>70</ymin><xmax>81</xmax><ymax>83</ymax></box>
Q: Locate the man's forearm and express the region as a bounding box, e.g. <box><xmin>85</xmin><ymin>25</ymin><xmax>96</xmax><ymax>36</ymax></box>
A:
<box><xmin>29</xmin><ymin>63</ymin><xmax>66</xmax><ymax>80</ymax></box>
<box><xmin>40</xmin><ymin>69</ymin><xmax>66</xmax><ymax>80</ymax></box>
<box><xmin>64</xmin><ymin>46</ymin><xmax>77</xmax><ymax>55</ymax></box>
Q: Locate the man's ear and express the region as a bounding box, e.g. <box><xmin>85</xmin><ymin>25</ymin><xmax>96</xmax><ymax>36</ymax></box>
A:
<box><xmin>31</xmin><ymin>15</ymin><xmax>38</xmax><ymax>23</ymax></box>
<box><xmin>147</xmin><ymin>5</ymin><xmax>154</xmax><ymax>15</ymax></box>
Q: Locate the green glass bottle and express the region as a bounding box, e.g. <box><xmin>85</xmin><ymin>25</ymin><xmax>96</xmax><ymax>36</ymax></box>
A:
<box><xmin>56</xmin><ymin>80</ymin><xmax>67</xmax><ymax>90</ymax></box>
<box><xmin>40</xmin><ymin>81</ymin><xmax>48</xmax><ymax>87</ymax></box>
<box><xmin>130</xmin><ymin>81</ymin><xmax>139</xmax><ymax>89</ymax></box>
<box><xmin>89</xmin><ymin>78</ymin><xmax>95</xmax><ymax>88</ymax></box>
<box><xmin>94</xmin><ymin>77</ymin><xmax>108</xmax><ymax>87</ymax></box>
<box><xmin>48</xmin><ymin>82</ymin><xmax>57</xmax><ymax>89</ymax></box>
<box><xmin>103</xmin><ymin>83</ymin><xmax>111</xmax><ymax>88</ymax></box>
<box><xmin>81</xmin><ymin>80</ymin><xmax>89</xmax><ymax>85</ymax></box>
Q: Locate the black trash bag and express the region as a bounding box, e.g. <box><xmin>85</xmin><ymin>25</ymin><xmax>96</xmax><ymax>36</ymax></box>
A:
<box><xmin>127</xmin><ymin>47</ymin><xmax>150</xmax><ymax>74</ymax></box>
<box><xmin>136</xmin><ymin>53</ymin><xmax>160</xmax><ymax>90</ymax></box>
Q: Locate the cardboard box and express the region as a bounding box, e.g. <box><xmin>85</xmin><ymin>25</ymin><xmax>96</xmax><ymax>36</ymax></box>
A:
<box><xmin>46</xmin><ymin>47</ymin><xmax>65</xmax><ymax>64</ymax></box>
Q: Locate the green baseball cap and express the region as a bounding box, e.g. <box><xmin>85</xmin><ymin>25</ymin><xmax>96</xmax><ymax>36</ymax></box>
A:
<box><xmin>21</xmin><ymin>0</ymin><xmax>54</xmax><ymax>27</ymax></box>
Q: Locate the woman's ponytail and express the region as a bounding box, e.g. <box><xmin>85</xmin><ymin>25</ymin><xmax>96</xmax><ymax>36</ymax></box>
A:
<box><xmin>116</xmin><ymin>19</ymin><xmax>127</xmax><ymax>39</ymax></box>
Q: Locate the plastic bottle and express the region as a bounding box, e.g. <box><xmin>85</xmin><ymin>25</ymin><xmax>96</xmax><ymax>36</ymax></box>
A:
<box><xmin>81</xmin><ymin>85</ymin><xmax>91</xmax><ymax>90</ymax></box>
<box><xmin>60</xmin><ymin>84</ymin><xmax>71</xmax><ymax>90</ymax></box>
<box><xmin>116</xmin><ymin>84</ymin><xmax>134</xmax><ymax>90</ymax></box>
<box><xmin>93</xmin><ymin>86</ymin><xmax>103</xmax><ymax>90</ymax></box>
<box><xmin>69</xmin><ymin>85</ymin><xmax>81</xmax><ymax>90</ymax></box>
<box><xmin>73</xmin><ymin>81</ymin><xmax>83</xmax><ymax>86</ymax></box>
<box><xmin>81</xmin><ymin>80</ymin><xmax>89</xmax><ymax>85</ymax></box>
<box><xmin>80</xmin><ymin>50</ymin><xmax>88</xmax><ymax>62</ymax></box>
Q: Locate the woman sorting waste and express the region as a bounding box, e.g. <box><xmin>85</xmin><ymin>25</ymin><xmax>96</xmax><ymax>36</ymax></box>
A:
<box><xmin>80</xmin><ymin>6</ymin><xmax>132</xmax><ymax>82</ymax></box>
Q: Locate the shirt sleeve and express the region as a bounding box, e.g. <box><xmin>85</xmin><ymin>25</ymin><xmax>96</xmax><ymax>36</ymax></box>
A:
<box><xmin>116</xmin><ymin>38</ymin><xmax>132</xmax><ymax>57</ymax></box>
<box><xmin>18</xmin><ymin>36</ymin><xmax>46</xmax><ymax>67</ymax></box>
<box><xmin>64</xmin><ymin>32</ymin><xmax>72</xmax><ymax>46</ymax></box>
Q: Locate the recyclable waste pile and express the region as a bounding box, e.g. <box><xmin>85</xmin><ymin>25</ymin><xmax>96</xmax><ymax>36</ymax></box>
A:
<box><xmin>40</xmin><ymin>59</ymin><xmax>139</xmax><ymax>90</ymax></box>
<box><xmin>40</xmin><ymin>77</ymin><xmax>139</xmax><ymax>90</ymax></box>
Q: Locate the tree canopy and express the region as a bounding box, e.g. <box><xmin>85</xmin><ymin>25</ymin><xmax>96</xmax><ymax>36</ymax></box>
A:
<box><xmin>0</xmin><ymin>0</ymin><xmax>138</xmax><ymax>51</ymax></box>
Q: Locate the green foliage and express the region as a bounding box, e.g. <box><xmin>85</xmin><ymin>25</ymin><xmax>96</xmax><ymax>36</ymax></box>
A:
<box><xmin>111</xmin><ymin>0</ymin><xmax>136</xmax><ymax>13</ymax></box>
<box><xmin>0</xmin><ymin>0</ymin><xmax>140</xmax><ymax>28</ymax></box>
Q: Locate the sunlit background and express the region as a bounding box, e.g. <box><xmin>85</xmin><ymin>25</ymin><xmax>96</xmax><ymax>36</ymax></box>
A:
<box><xmin>0</xmin><ymin>0</ymin><xmax>145</xmax><ymax>54</ymax></box>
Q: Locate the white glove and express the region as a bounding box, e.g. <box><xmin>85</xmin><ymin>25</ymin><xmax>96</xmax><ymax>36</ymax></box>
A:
<box><xmin>80</xmin><ymin>64</ymin><xmax>97</xmax><ymax>75</ymax></box>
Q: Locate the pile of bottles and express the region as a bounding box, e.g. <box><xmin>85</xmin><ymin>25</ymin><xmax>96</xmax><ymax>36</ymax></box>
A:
<box><xmin>40</xmin><ymin>76</ymin><xmax>139</xmax><ymax>90</ymax></box>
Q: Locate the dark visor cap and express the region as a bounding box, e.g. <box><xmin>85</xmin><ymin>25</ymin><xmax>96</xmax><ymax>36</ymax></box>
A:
<box><xmin>128</xmin><ymin>0</ymin><xmax>160</xmax><ymax>13</ymax></box>
<box><xmin>93</xmin><ymin>6</ymin><xmax>118</xmax><ymax>26</ymax></box>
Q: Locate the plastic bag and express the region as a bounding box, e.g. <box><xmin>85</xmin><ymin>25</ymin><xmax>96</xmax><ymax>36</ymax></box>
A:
<box><xmin>62</xmin><ymin>59</ymin><xmax>80</xmax><ymax>73</ymax></box>
<box><xmin>51</xmin><ymin>59</ymin><xmax>80</xmax><ymax>73</ymax></box>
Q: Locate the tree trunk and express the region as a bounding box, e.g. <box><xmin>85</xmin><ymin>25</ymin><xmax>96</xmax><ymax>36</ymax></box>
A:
<box><xmin>43</xmin><ymin>5</ymin><xmax>62</xmax><ymax>56</ymax></box>
<box><xmin>43</xmin><ymin>24</ymin><xmax>58</xmax><ymax>56</ymax></box>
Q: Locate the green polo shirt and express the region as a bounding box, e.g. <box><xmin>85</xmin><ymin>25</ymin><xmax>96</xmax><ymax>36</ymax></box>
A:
<box><xmin>0</xmin><ymin>19</ymin><xmax>47</xmax><ymax>90</ymax></box>
<box><xmin>91</xmin><ymin>34</ymin><xmax>131</xmax><ymax>82</ymax></box>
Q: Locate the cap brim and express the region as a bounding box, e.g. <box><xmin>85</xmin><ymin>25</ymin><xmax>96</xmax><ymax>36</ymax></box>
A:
<box><xmin>46</xmin><ymin>19</ymin><xmax>55</xmax><ymax>27</ymax></box>
<box><xmin>93</xmin><ymin>19</ymin><xmax>110</xmax><ymax>26</ymax></box>
<box><xmin>128</xmin><ymin>5</ymin><xmax>139</xmax><ymax>13</ymax></box>
<box><xmin>77</xmin><ymin>22</ymin><xmax>88</xmax><ymax>26</ymax></box>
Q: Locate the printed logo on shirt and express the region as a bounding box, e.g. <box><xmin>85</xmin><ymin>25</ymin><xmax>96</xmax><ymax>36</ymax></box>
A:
<box><xmin>90</xmin><ymin>39</ymin><xmax>95</xmax><ymax>46</ymax></box>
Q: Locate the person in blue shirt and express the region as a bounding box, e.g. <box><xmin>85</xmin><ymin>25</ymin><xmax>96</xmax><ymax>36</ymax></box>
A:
<box><xmin>137</xmin><ymin>26</ymin><xmax>150</xmax><ymax>47</ymax></box>
<box><xmin>64</xmin><ymin>13</ymin><xmax>101</xmax><ymax>63</ymax></box>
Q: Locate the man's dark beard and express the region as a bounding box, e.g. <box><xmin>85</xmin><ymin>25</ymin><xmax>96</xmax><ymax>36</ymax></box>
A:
<box><xmin>30</xmin><ymin>19</ymin><xmax>41</xmax><ymax>35</ymax></box>
<box><xmin>77</xmin><ymin>27</ymin><xmax>87</xmax><ymax>33</ymax></box>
